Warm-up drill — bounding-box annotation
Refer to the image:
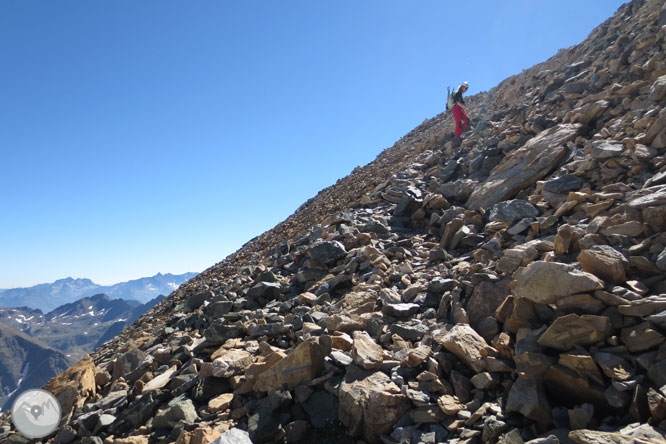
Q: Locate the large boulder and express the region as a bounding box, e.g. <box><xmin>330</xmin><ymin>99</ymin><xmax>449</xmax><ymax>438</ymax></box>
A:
<box><xmin>338</xmin><ymin>365</ymin><xmax>410</xmax><ymax>443</ymax></box>
<box><xmin>513</xmin><ymin>261</ymin><xmax>604</xmax><ymax>304</ymax></box>
<box><xmin>466</xmin><ymin>124</ymin><xmax>582</xmax><ymax>209</ymax></box>
<box><xmin>253</xmin><ymin>337</ymin><xmax>326</xmax><ymax>392</ymax></box>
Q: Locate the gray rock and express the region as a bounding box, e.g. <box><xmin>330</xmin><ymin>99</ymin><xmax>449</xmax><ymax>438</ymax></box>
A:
<box><xmin>427</xmin><ymin>277</ymin><xmax>456</xmax><ymax>293</ymax></box>
<box><xmin>543</xmin><ymin>174</ymin><xmax>585</xmax><ymax>193</ymax></box>
<box><xmin>153</xmin><ymin>396</ymin><xmax>199</xmax><ymax>429</ymax></box>
<box><xmin>591</xmin><ymin>141</ymin><xmax>624</xmax><ymax>159</ymax></box>
<box><xmin>649</xmin><ymin>74</ymin><xmax>666</xmax><ymax>103</ymax></box>
<box><xmin>307</xmin><ymin>240</ymin><xmax>348</xmax><ymax>264</ymax></box>
<box><xmin>489</xmin><ymin>199</ymin><xmax>539</xmax><ymax>223</ymax></box>
<box><xmin>302</xmin><ymin>390</ymin><xmax>338</xmax><ymax>428</ymax></box>
<box><xmin>211</xmin><ymin>428</ymin><xmax>253</xmax><ymax>444</ymax></box>
<box><xmin>390</xmin><ymin>322</ymin><xmax>429</xmax><ymax>341</ymax></box>
<box><xmin>246</xmin><ymin>281</ymin><xmax>282</xmax><ymax>300</ymax></box>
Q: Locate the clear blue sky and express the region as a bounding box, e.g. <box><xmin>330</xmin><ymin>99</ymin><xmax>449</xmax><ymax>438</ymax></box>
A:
<box><xmin>1</xmin><ymin>1</ymin><xmax>626</xmax><ymax>288</ymax></box>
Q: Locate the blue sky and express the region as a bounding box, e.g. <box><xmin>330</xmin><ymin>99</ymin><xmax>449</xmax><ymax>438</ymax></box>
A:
<box><xmin>1</xmin><ymin>1</ymin><xmax>626</xmax><ymax>288</ymax></box>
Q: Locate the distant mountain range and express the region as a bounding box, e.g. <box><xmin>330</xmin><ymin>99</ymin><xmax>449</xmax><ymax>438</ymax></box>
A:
<box><xmin>0</xmin><ymin>272</ymin><xmax>197</xmax><ymax>312</ymax></box>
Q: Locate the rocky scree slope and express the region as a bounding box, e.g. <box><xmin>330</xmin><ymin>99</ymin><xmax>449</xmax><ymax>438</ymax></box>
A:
<box><xmin>4</xmin><ymin>1</ymin><xmax>666</xmax><ymax>443</ymax></box>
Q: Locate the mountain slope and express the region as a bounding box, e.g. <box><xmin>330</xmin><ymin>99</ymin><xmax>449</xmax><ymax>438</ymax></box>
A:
<box><xmin>3</xmin><ymin>0</ymin><xmax>666</xmax><ymax>442</ymax></box>
<box><xmin>0</xmin><ymin>324</ymin><xmax>70</xmax><ymax>411</ymax></box>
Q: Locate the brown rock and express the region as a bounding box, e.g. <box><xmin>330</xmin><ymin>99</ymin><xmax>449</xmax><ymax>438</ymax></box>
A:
<box><xmin>578</xmin><ymin>246</ymin><xmax>629</xmax><ymax>283</ymax></box>
<box><xmin>253</xmin><ymin>337</ymin><xmax>326</xmax><ymax>391</ymax></box>
<box><xmin>142</xmin><ymin>365</ymin><xmax>177</xmax><ymax>392</ymax></box>
<box><xmin>594</xmin><ymin>352</ymin><xmax>634</xmax><ymax>381</ymax></box>
<box><xmin>402</xmin><ymin>345</ymin><xmax>432</xmax><ymax>368</ymax></box>
<box><xmin>212</xmin><ymin>350</ymin><xmax>255</xmax><ymax>378</ymax></box>
<box><xmin>559</xmin><ymin>350</ymin><xmax>604</xmax><ymax>386</ymax></box>
<box><xmin>544</xmin><ymin>364</ymin><xmax>607</xmax><ymax>408</ymax></box>
<box><xmin>467</xmin><ymin>280</ymin><xmax>511</xmax><ymax>329</ymax></box>
<box><xmin>647</xmin><ymin>388</ymin><xmax>666</xmax><ymax>421</ymax></box>
<box><xmin>331</xmin><ymin>332</ymin><xmax>354</xmax><ymax>351</ymax></box>
<box><xmin>440</xmin><ymin>218</ymin><xmax>465</xmax><ymax>249</ymax></box>
<box><xmin>351</xmin><ymin>330</ymin><xmax>384</xmax><ymax>370</ymax></box>
<box><xmin>437</xmin><ymin>394</ymin><xmax>466</xmax><ymax>415</ymax></box>
<box><xmin>537</xmin><ymin>314</ymin><xmax>612</xmax><ymax>351</ymax></box>
<box><xmin>338</xmin><ymin>365</ymin><xmax>410</xmax><ymax>443</ymax></box>
<box><xmin>108</xmin><ymin>437</ymin><xmax>151</xmax><ymax>444</ymax></box>
<box><xmin>569</xmin><ymin>429</ymin><xmax>666</xmax><ymax>444</ymax></box>
<box><xmin>621</xmin><ymin>322</ymin><xmax>665</xmax><ymax>352</ymax></box>
<box><xmin>435</xmin><ymin>324</ymin><xmax>495</xmax><ymax>372</ymax></box>
<box><xmin>43</xmin><ymin>355</ymin><xmax>96</xmax><ymax>417</ymax></box>
<box><xmin>506</xmin><ymin>376</ymin><xmax>551</xmax><ymax>425</ymax></box>
<box><xmin>208</xmin><ymin>393</ymin><xmax>234</xmax><ymax>413</ymax></box>
<box><xmin>466</xmin><ymin>124</ymin><xmax>582</xmax><ymax>209</ymax></box>
<box><xmin>600</xmin><ymin>221</ymin><xmax>644</xmax><ymax>237</ymax></box>
<box><xmin>513</xmin><ymin>261</ymin><xmax>604</xmax><ymax>304</ymax></box>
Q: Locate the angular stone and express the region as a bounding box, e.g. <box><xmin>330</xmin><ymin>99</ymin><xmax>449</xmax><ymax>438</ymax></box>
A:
<box><xmin>506</xmin><ymin>377</ymin><xmax>551</xmax><ymax>425</ymax></box>
<box><xmin>351</xmin><ymin>331</ymin><xmax>384</xmax><ymax>370</ymax></box>
<box><xmin>578</xmin><ymin>246</ymin><xmax>629</xmax><ymax>284</ymax></box>
<box><xmin>253</xmin><ymin>338</ymin><xmax>326</xmax><ymax>391</ymax></box>
<box><xmin>302</xmin><ymin>390</ymin><xmax>338</xmax><ymax>428</ymax></box>
<box><xmin>627</xmin><ymin>191</ymin><xmax>666</xmax><ymax>209</ymax></box>
<box><xmin>559</xmin><ymin>350</ymin><xmax>604</xmax><ymax>386</ymax></box>
<box><xmin>43</xmin><ymin>355</ymin><xmax>97</xmax><ymax>417</ymax></box>
<box><xmin>621</xmin><ymin>322</ymin><xmax>665</xmax><ymax>352</ymax></box>
<box><xmin>402</xmin><ymin>345</ymin><xmax>432</xmax><ymax>368</ymax></box>
<box><xmin>435</xmin><ymin>324</ymin><xmax>495</xmax><ymax>372</ymax></box>
<box><xmin>600</xmin><ymin>221</ymin><xmax>644</xmax><ymax>237</ymax></box>
<box><xmin>142</xmin><ymin>365</ymin><xmax>177</xmax><ymax>392</ymax></box>
<box><xmin>307</xmin><ymin>240</ymin><xmax>347</xmax><ymax>264</ymax></box>
<box><xmin>543</xmin><ymin>175</ymin><xmax>585</xmax><ymax>193</ymax></box>
<box><xmin>246</xmin><ymin>281</ymin><xmax>282</xmax><ymax>300</ymax></box>
<box><xmin>544</xmin><ymin>364</ymin><xmax>607</xmax><ymax>408</ymax></box>
<box><xmin>390</xmin><ymin>322</ymin><xmax>429</xmax><ymax>342</ymax></box>
<box><xmin>382</xmin><ymin>302</ymin><xmax>420</xmax><ymax>318</ymax></box>
<box><xmin>153</xmin><ymin>396</ymin><xmax>199</xmax><ymax>429</ymax></box>
<box><xmin>208</xmin><ymin>393</ymin><xmax>234</xmax><ymax>413</ymax></box>
<box><xmin>210</xmin><ymin>428</ymin><xmax>253</xmax><ymax>444</ymax></box>
<box><xmin>649</xmin><ymin>75</ymin><xmax>666</xmax><ymax>103</ymax></box>
<box><xmin>591</xmin><ymin>141</ymin><xmax>624</xmax><ymax>159</ymax></box>
<box><xmin>466</xmin><ymin>124</ymin><xmax>582</xmax><ymax>209</ymax></box>
<box><xmin>489</xmin><ymin>199</ymin><xmax>539</xmax><ymax>223</ymax></box>
<box><xmin>618</xmin><ymin>296</ymin><xmax>666</xmax><ymax>317</ymax></box>
<box><xmin>437</xmin><ymin>394</ymin><xmax>465</xmax><ymax>415</ymax></box>
<box><xmin>538</xmin><ymin>314</ymin><xmax>612</xmax><ymax>351</ymax></box>
<box><xmin>467</xmin><ymin>280</ymin><xmax>511</xmax><ymax>329</ymax></box>
<box><xmin>569</xmin><ymin>429</ymin><xmax>666</xmax><ymax>444</ymax></box>
<box><xmin>212</xmin><ymin>350</ymin><xmax>255</xmax><ymax>378</ymax></box>
<box><xmin>338</xmin><ymin>365</ymin><xmax>410</xmax><ymax>443</ymax></box>
<box><xmin>643</xmin><ymin>205</ymin><xmax>666</xmax><ymax>232</ymax></box>
<box><xmin>513</xmin><ymin>261</ymin><xmax>604</xmax><ymax>304</ymax></box>
<box><xmin>594</xmin><ymin>352</ymin><xmax>634</xmax><ymax>381</ymax></box>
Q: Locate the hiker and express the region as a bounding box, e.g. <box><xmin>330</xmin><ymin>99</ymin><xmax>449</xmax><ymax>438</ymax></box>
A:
<box><xmin>451</xmin><ymin>82</ymin><xmax>470</xmax><ymax>137</ymax></box>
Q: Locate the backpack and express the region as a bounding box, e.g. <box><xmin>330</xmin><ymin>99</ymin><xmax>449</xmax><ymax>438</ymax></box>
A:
<box><xmin>446</xmin><ymin>86</ymin><xmax>456</xmax><ymax>111</ymax></box>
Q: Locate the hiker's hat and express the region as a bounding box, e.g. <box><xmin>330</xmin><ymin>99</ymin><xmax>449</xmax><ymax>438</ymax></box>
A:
<box><xmin>462</xmin><ymin>81</ymin><xmax>469</xmax><ymax>88</ymax></box>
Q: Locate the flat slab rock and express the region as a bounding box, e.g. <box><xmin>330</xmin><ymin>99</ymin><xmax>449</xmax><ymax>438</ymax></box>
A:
<box><xmin>434</xmin><ymin>324</ymin><xmax>495</xmax><ymax>372</ymax></box>
<box><xmin>513</xmin><ymin>261</ymin><xmax>604</xmax><ymax>304</ymax></box>
<box><xmin>466</xmin><ymin>123</ymin><xmax>582</xmax><ymax>210</ymax></box>
<box><xmin>569</xmin><ymin>428</ymin><xmax>666</xmax><ymax>444</ymax></box>
<box><xmin>210</xmin><ymin>428</ymin><xmax>253</xmax><ymax>444</ymax></box>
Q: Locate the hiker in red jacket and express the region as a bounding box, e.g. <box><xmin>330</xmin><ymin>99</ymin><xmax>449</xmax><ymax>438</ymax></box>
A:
<box><xmin>451</xmin><ymin>82</ymin><xmax>470</xmax><ymax>137</ymax></box>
